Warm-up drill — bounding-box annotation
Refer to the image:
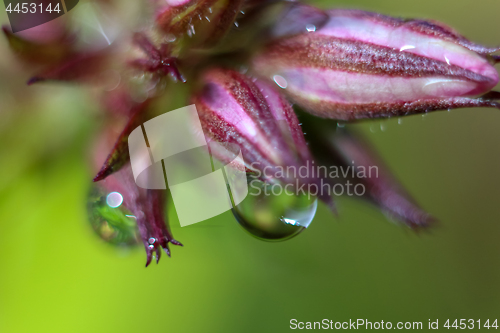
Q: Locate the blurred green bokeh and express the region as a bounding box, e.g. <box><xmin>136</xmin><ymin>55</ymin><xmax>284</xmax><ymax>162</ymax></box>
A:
<box><xmin>1</xmin><ymin>1</ymin><xmax>500</xmax><ymax>332</ymax></box>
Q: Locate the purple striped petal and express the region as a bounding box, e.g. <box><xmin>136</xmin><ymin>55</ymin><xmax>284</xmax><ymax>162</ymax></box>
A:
<box><xmin>192</xmin><ymin>68</ymin><xmax>311</xmax><ymax>175</ymax></box>
<box><xmin>192</xmin><ymin>68</ymin><xmax>336</xmax><ymax>207</ymax></box>
<box><xmin>253</xmin><ymin>9</ymin><xmax>500</xmax><ymax>120</ymax></box>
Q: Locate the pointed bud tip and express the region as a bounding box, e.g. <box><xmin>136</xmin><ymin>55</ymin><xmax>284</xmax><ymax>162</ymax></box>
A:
<box><xmin>156</xmin><ymin>249</ymin><xmax>161</xmax><ymax>264</ymax></box>
<box><xmin>170</xmin><ymin>239</ymin><xmax>183</xmax><ymax>247</ymax></box>
<box><xmin>93</xmin><ymin>167</ymin><xmax>113</xmax><ymax>182</ymax></box>
<box><xmin>407</xmin><ymin>214</ymin><xmax>438</xmax><ymax>232</ymax></box>
<box><xmin>145</xmin><ymin>256</ymin><xmax>152</xmax><ymax>267</ymax></box>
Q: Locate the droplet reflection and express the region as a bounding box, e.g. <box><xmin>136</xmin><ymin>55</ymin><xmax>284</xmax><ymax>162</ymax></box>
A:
<box><xmin>273</xmin><ymin>75</ymin><xmax>288</xmax><ymax>89</ymax></box>
<box><xmin>87</xmin><ymin>183</ymin><xmax>139</xmax><ymax>247</ymax></box>
<box><xmin>232</xmin><ymin>178</ymin><xmax>317</xmax><ymax>241</ymax></box>
<box><xmin>106</xmin><ymin>191</ymin><xmax>123</xmax><ymax>208</ymax></box>
<box><xmin>305</xmin><ymin>24</ymin><xmax>316</xmax><ymax>32</ymax></box>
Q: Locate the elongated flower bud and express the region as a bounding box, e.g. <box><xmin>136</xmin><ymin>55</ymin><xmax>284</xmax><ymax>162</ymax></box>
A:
<box><xmin>192</xmin><ymin>67</ymin><xmax>312</xmax><ymax>184</ymax></box>
<box><xmin>253</xmin><ymin>8</ymin><xmax>500</xmax><ymax>120</ymax></box>
<box><xmin>301</xmin><ymin>114</ymin><xmax>433</xmax><ymax>228</ymax></box>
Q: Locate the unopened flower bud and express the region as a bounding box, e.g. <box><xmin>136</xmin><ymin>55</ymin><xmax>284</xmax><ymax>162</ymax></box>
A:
<box><xmin>192</xmin><ymin>67</ymin><xmax>312</xmax><ymax>183</ymax></box>
<box><xmin>302</xmin><ymin>114</ymin><xmax>433</xmax><ymax>228</ymax></box>
<box><xmin>253</xmin><ymin>9</ymin><xmax>500</xmax><ymax>120</ymax></box>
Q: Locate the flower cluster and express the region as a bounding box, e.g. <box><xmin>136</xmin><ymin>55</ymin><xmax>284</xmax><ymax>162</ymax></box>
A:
<box><xmin>4</xmin><ymin>0</ymin><xmax>499</xmax><ymax>265</ymax></box>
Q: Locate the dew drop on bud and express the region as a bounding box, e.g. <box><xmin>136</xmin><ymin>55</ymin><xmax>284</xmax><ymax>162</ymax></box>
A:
<box><xmin>164</xmin><ymin>34</ymin><xmax>177</xmax><ymax>43</ymax></box>
<box><xmin>305</xmin><ymin>24</ymin><xmax>316</xmax><ymax>32</ymax></box>
<box><xmin>87</xmin><ymin>183</ymin><xmax>140</xmax><ymax>247</ymax></box>
<box><xmin>273</xmin><ymin>75</ymin><xmax>288</xmax><ymax>89</ymax></box>
<box><xmin>232</xmin><ymin>179</ymin><xmax>317</xmax><ymax>241</ymax></box>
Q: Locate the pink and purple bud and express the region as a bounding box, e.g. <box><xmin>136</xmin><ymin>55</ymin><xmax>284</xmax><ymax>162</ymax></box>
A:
<box><xmin>191</xmin><ymin>67</ymin><xmax>327</xmax><ymax>195</ymax></box>
<box><xmin>253</xmin><ymin>9</ymin><xmax>500</xmax><ymax>120</ymax></box>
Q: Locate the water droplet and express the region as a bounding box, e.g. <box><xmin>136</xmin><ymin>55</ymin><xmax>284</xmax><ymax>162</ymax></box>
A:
<box><xmin>187</xmin><ymin>24</ymin><xmax>195</xmax><ymax>37</ymax></box>
<box><xmin>398</xmin><ymin>118</ymin><xmax>403</xmax><ymax>125</ymax></box>
<box><xmin>370</xmin><ymin>124</ymin><xmax>378</xmax><ymax>133</ymax></box>
<box><xmin>234</xmin><ymin>21</ymin><xmax>239</xmax><ymax>28</ymax></box>
<box><xmin>337</xmin><ymin>122</ymin><xmax>345</xmax><ymax>128</ymax></box>
<box><xmin>232</xmin><ymin>179</ymin><xmax>317</xmax><ymax>241</ymax></box>
<box><xmin>106</xmin><ymin>191</ymin><xmax>123</xmax><ymax>208</ymax></box>
<box><xmin>164</xmin><ymin>34</ymin><xmax>176</xmax><ymax>43</ymax></box>
<box><xmin>305</xmin><ymin>24</ymin><xmax>316</xmax><ymax>32</ymax></box>
<box><xmin>273</xmin><ymin>75</ymin><xmax>288</xmax><ymax>89</ymax></box>
<box><xmin>87</xmin><ymin>183</ymin><xmax>139</xmax><ymax>247</ymax></box>
<box><xmin>380</xmin><ymin>123</ymin><xmax>387</xmax><ymax>132</ymax></box>
<box><xmin>148</xmin><ymin>237</ymin><xmax>156</xmax><ymax>244</ymax></box>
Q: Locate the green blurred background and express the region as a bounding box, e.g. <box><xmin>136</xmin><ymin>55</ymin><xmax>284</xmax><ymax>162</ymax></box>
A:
<box><xmin>1</xmin><ymin>0</ymin><xmax>500</xmax><ymax>332</ymax></box>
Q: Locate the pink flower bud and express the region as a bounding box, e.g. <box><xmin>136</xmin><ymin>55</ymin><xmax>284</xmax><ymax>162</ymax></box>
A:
<box><xmin>253</xmin><ymin>9</ymin><xmax>500</xmax><ymax>120</ymax></box>
<box><xmin>192</xmin><ymin>68</ymin><xmax>312</xmax><ymax>180</ymax></box>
